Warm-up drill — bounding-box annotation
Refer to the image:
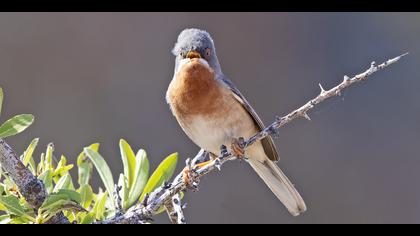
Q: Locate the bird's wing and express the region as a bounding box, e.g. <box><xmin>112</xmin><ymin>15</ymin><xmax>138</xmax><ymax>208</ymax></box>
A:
<box><xmin>217</xmin><ymin>74</ymin><xmax>279</xmax><ymax>162</ymax></box>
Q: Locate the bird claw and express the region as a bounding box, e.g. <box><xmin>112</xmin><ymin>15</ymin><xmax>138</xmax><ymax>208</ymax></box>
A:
<box><xmin>231</xmin><ymin>137</ymin><xmax>247</xmax><ymax>160</ymax></box>
<box><xmin>182</xmin><ymin>160</ymin><xmax>199</xmax><ymax>191</ymax></box>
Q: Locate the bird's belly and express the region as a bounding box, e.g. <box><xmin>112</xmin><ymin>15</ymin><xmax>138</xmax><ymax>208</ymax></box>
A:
<box><xmin>185</xmin><ymin>115</ymin><xmax>236</xmax><ymax>154</ymax></box>
<box><xmin>181</xmin><ymin>109</ymin><xmax>258</xmax><ymax>155</ymax></box>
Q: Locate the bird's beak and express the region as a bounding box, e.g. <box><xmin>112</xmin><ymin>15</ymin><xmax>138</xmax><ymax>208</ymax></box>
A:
<box><xmin>186</xmin><ymin>50</ymin><xmax>201</xmax><ymax>59</ymax></box>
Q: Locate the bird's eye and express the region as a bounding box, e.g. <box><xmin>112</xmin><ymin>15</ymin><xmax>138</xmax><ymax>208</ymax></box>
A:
<box><xmin>205</xmin><ymin>48</ymin><xmax>211</xmax><ymax>57</ymax></box>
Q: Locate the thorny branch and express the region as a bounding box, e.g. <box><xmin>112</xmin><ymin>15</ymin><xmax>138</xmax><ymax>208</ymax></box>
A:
<box><xmin>97</xmin><ymin>53</ymin><xmax>408</xmax><ymax>224</ymax></box>
<box><xmin>0</xmin><ymin>53</ymin><xmax>408</xmax><ymax>224</ymax></box>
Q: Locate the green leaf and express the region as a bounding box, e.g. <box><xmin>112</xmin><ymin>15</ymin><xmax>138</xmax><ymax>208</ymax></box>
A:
<box><xmin>78</xmin><ymin>185</ymin><xmax>93</xmax><ymax>209</ymax></box>
<box><xmin>7</xmin><ymin>217</ymin><xmax>30</xmax><ymax>224</ymax></box>
<box><xmin>53</xmin><ymin>155</ymin><xmax>74</xmax><ymax>177</ymax></box>
<box><xmin>39</xmin><ymin>190</ymin><xmax>82</xmax><ymax>220</ymax></box>
<box><xmin>22</xmin><ymin>138</ymin><xmax>39</xmax><ymax>166</ymax></box>
<box><xmin>119</xmin><ymin>139</ymin><xmax>136</xmax><ymax>189</ymax></box>
<box><xmin>37</xmin><ymin>153</ymin><xmax>45</xmax><ymax>175</ymax></box>
<box><xmin>92</xmin><ymin>191</ymin><xmax>108</xmax><ymax>220</ymax></box>
<box><xmin>40</xmin><ymin>193</ymin><xmax>69</xmax><ymax>211</ymax></box>
<box><xmin>80</xmin><ymin>212</ymin><xmax>96</xmax><ymax>224</ymax></box>
<box><xmin>53</xmin><ymin>173</ymin><xmax>72</xmax><ymax>192</ymax></box>
<box><xmin>60</xmin><ymin>202</ymin><xmax>86</xmax><ymax>213</ymax></box>
<box><xmin>0</xmin><ymin>87</ymin><xmax>3</xmax><ymax>117</ymax></box>
<box><xmin>0</xmin><ymin>214</ymin><xmax>12</xmax><ymax>224</ymax></box>
<box><xmin>77</xmin><ymin>143</ymin><xmax>99</xmax><ymax>187</ymax></box>
<box><xmin>84</xmin><ymin>148</ymin><xmax>115</xmax><ymax>209</ymax></box>
<box><xmin>0</xmin><ymin>202</ymin><xmax>6</xmax><ymax>211</ymax></box>
<box><xmin>0</xmin><ymin>114</ymin><xmax>34</xmax><ymax>138</ymax></box>
<box><xmin>56</xmin><ymin>189</ymin><xmax>81</xmax><ymax>204</ymax></box>
<box><xmin>39</xmin><ymin>200</ymin><xmax>86</xmax><ymax>223</ymax></box>
<box><xmin>28</xmin><ymin>157</ymin><xmax>37</xmax><ymax>176</ymax></box>
<box><xmin>2</xmin><ymin>178</ymin><xmax>15</xmax><ymax>195</ymax></box>
<box><xmin>140</xmin><ymin>153</ymin><xmax>178</xmax><ymax>201</ymax></box>
<box><xmin>0</xmin><ymin>195</ymin><xmax>35</xmax><ymax>221</ymax></box>
<box><xmin>38</xmin><ymin>170</ymin><xmax>53</xmax><ymax>194</ymax></box>
<box><xmin>127</xmin><ymin>149</ymin><xmax>149</xmax><ymax>208</ymax></box>
<box><xmin>45</xmin><ymin>143</ymin><xmax>54</xmax><ymax>172</ymax></box>
<box><xmin>77</xmin><ymin>143</ymin><xmax>100</xmax><ymax>166</ymax></box>
<box><xmin>77</xmin><ymin>162</ymin><xmax>92</xmax><ymax>188</ymax></box>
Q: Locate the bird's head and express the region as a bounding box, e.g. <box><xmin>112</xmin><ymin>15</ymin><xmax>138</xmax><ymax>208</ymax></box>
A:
<box><xmin>172</xmin><ymin>28</ymin><xmax>222</xmax><ymax>74</ymax></box>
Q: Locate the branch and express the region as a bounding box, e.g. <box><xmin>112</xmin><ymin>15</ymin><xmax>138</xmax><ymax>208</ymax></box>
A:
<box><xmin>98</xmin><ymin>53</ymin><xmax>408</xmax><ymax>224</ymax></box>
<box><xmin>0</xmin><ymin>139</ymin><xmax>70</xmax><ymax>224</ymax></box>
<box><xmin>164</xmin><ymin>193</ymin><xmax>186</xmax><ymax>224</ymax></box>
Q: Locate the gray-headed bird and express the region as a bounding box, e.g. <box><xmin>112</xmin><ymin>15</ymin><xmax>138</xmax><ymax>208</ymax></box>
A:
<box><xmin>166</xmin><ymin>28</ymin><xmax>306</xmax><ymax>216</ymax></box>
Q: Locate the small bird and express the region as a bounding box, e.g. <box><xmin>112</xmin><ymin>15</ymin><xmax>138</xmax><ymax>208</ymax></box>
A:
<box><xmin>166</xmin><ymin>28</ymin><xmax>306</xmax><ymax>216</ymax></box>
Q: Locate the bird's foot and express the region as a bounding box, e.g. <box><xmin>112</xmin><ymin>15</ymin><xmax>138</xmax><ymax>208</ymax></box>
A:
<box><xmin>182</xmin><ymin>158</ymin><xmax>212</xmax><ymax>191</ymax></box>
<box><xmin>231</xmin><ymin>137</ymin><xmax>247</xmax><ymax>161</ymax></box>
<box><xmin>182</xmin><ymin>165</ymin><xmax>196</xmax><ymax>190</ymax></box>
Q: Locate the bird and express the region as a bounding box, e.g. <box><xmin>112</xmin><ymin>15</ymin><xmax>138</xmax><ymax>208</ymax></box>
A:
<box><xmin>166</xmin><ymin>28</ymin><xmax>306</xmax><ymax>216</ymax></box>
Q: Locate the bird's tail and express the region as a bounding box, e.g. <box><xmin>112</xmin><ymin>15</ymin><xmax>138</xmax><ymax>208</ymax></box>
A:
<box><xmin>247</xmin><ymin>147</ymin><xmax>306</xmax><ymax>216</ymax></box>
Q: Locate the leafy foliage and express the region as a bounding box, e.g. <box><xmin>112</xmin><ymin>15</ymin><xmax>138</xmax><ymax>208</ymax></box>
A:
<box><xmin>0</xmin><ymin>138</ymin><xmax>179</xmax><ymax>224</ymax></box>
<box><xmin>0</xmin><ymin>87</ymin><xmax>179</xmax><ymax>224</ymax></box>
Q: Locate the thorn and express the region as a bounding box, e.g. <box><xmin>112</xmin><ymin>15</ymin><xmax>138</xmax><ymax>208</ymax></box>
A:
<box><xmin>370</xmin><ymin>61</ymin><xmax>376</xmax><ymax>70</ymax></box>
<box><xmin>318</xmin><ymin>83</ymin><xmax>325</xmax><ymax>93</ymax></box>
<box><xmin>399</xmin><ymin>52</ymin><xmax>409</xmax><ymax>58</ymax></box>
<box><xmin>303</xmin><ymin>112</ymin><xmax>311</xmax><ymax>121</ymax></box>
<box><xmin>343</xmin><ymin>75</ymin><xmax>350</xmax><ymax>82</ymax></box>
<box><xmin>215</xmin><ymin>159</ymin><xmax>222</xmax><ymax>171</ymax></box>
<box><xmin>191</xmin><ymin>181</ymin><xmax>199</xmax><ymax>192</ymax></box>
<box><xmin>387</xmin><ymin>52</ymin><xmax>409</xmax><ymax>65</ymax></box>
<box><xmin>185</xmin><ymin>158</ymin><xmax>192</xmax><ymax>168</ymax></box>
<box><xmin>181</xmin><ymin>203</ymin><xmax>188</xmax><ymax>209</ymax></box>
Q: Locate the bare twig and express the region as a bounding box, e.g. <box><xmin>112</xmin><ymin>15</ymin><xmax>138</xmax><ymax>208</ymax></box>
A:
<box><xmin>0</xmin><ymin>139</ymin><xmax>70</xmax><ymax>224</ymax></box>
<box><xmin>165</xmin><ymin>193</ymin><xmax>186</xmax><ymax>224</ymax></box>
<box><xmin>114</xmin><ymin>185</ymin><xmax>124</xmax><ymax>216</ymax></box>
<box><xmin>97</xmin><ymin>53</ymin><xmax>408</xmax><ymax>224</ymax></box>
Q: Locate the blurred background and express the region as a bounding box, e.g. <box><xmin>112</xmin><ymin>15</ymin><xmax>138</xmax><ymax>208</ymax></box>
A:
<box><xmin>0</xmin><ymin>12</ymin><xmax>418</xmax><ymax>223</ymax></box>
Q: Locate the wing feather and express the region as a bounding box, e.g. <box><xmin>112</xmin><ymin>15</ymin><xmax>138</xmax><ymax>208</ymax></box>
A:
<box><xmin>218</xmin><ymin>75</ymin><xmax>279</xmax><ymax>162</ymax></box>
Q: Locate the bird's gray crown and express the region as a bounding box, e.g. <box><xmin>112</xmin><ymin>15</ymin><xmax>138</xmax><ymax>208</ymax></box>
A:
<box><xmin>172</xmin><ymin>28</ymin><xmax>214</xmax><ymax>56</ymax></box>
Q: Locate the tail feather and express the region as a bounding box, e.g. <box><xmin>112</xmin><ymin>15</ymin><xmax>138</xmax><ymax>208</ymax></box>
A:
<box><xmin>248</xmin><ymin>156</ymin><xmax>306</xmax><ymax>216</ymax></box>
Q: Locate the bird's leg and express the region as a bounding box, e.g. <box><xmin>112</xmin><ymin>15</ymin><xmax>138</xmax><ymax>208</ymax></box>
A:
<box><xmin>231</xmin><ymin>137</ymin><xmax>246</xmax><ymax>160</ymax></box>
<box><xmin>182</xmin><ymin>153</ymin><xmax>217</xmax><ymax>189</ymax></box>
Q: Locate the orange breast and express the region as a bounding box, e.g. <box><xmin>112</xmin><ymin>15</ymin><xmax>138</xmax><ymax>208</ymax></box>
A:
<box><xmin>167</xmin><ymin>59</ymin><xmax>226</xmax><ymax>119</ymax></box>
